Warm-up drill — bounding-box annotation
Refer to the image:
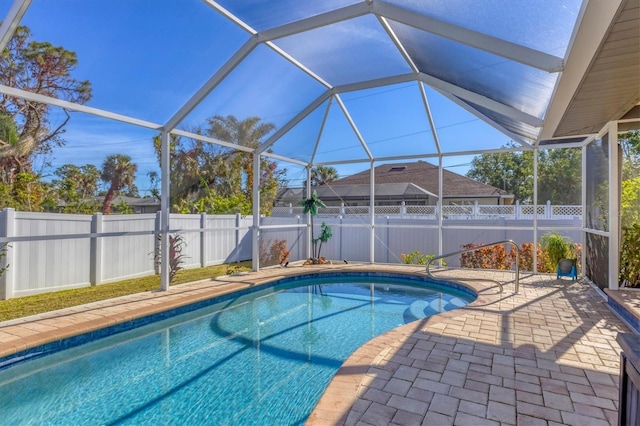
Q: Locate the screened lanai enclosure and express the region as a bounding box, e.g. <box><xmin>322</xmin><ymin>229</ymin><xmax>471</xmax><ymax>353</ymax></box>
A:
<box><xmin>0</xmin><ymin>0</ymin><xmax>638</xmax><ymax>296</ymax></box>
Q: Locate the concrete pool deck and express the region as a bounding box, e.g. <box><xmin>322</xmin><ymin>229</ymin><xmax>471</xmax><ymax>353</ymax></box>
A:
<box><xmin>0</xmin><ymin>263</ymin><xmax>629</xmax><ymax>425</ymax></box>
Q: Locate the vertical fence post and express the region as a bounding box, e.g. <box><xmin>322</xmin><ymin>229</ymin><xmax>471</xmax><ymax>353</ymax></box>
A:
<box><xmin>546</xmin><ymin>200</ymin><xmax>552</xmax><ymax>219</ymax></box>
<box><xmin>200</xmin><ymin>213</ymin><xmax>207</xmax><ymax>268</ymax></box>
<box><xmin>515</xmin><ymin>200</ymin><xmax>520</xmax><ymax>220</ymax></box>
<box><xmin>339</xmin><ymin>216</ymin><xmax>343</xmax><ymax>262</ymax></box>
<box><xmin>0</xmin><ymin>208</ymin><xmax>15</xmax><ymax>299</ymax></box>
<box><xmin>90</xmin><ymin>213</ymin><xmax>103</xmax><ymax>286</ymax></box>
<box><xmin>386</xmin><ymin>216</ymin><xmax>390</xmax><ymax>263</ymax></box>
<box><xmin>401</xmin><ymin>201</ymin><xmax>406</xmax><ymax>218</ymax></box>
<box><xmin>296</xmin><ymin>215</ymin><xmax>302</xmax><ymax>261</ymax></box>
<box><xmin>154</xmin><ymin>211</ymin><xmax>161</xmax><ymax>274</ymax></box>
<box><xmin>235</xmin><ymin>213</ymin><xmax>241</xmax><ymax>263</ymax></box>
<box><xmin>474</xmin><ymin>201</ymin><xmax>479</xmax><ymax>219</ymax></box>
<box><xmin>288</xmin><ymin>203</ymin><xmax>293</xmax><ymax>215</ymax></box>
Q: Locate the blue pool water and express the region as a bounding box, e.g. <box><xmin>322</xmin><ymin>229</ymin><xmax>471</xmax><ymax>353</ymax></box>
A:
<box><xmin>0</xmin><ymin>274</ymin><xmax>475</xmax><ymax>425</ymax></box>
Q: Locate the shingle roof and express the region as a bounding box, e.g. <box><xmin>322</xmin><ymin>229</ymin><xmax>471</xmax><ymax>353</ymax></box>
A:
<box><xmin>330</xmin><ymin>161</ymin><xmax>511</xmax><ymax>198</ymax></box>
<box><xmin>277</xmin><ymin>182</ymin><xmax>436</xmax><ymax>204</ymax></box>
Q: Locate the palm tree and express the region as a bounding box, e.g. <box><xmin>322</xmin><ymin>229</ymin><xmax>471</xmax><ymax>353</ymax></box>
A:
<box><xmin>100</xmin><ymin>154</ymin><xmax>137</xmax><ymax>214</ymax></box>
<box><xmin>307</xmin><ymin>166</ymin><xmax>339</xmax><ymax>186</ymax></box>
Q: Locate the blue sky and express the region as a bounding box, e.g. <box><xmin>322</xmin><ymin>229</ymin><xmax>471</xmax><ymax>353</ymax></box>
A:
<box><xmin>3</xmin><ymin>0</ymin><xmax>516</xmax><ymax>195</ymax></box>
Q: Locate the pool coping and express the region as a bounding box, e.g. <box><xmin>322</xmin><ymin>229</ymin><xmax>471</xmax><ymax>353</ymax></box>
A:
<box><xmin>306</xmin><ymin>271</ymin><xmax>500</xmax><ymax>425</ymax></box>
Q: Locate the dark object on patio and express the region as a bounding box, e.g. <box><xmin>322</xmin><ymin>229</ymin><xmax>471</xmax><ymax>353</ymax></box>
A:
<box><xmin>556</xmin><ymin>258</ymin><xmax>577</xmax><ymax>281</ymax></box>
<box><xmin>617</xmin><ymin>333</ymin><xmax>640</xmax><ymax>426</ymax></box>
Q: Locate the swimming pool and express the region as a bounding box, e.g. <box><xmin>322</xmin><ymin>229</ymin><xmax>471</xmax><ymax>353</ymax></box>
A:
<box><xmin>0</xmin><ymin>273</ymin><xmax>475</xmax><ymax>425</ymax></box>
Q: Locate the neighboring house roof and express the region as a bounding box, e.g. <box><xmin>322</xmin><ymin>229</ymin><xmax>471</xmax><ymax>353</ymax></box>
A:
<box><xmin>330</xmin><ymin>161</ymin><xmax>511</xmax><ymax>199</ymax></box>
<box><xmin>277</xmin><ymin>183</ymin><xmax>437</xmax><ymax>204</ymax></box>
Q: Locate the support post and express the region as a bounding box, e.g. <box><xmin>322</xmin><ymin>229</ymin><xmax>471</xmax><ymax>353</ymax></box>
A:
<box><xmin>438</xmin><ymin>157</ymin><xmax>443</xmax><ymax>262</ymax></box>
<box><xmin>251</xmin><ymin>153</ymin><xmax>261</xmax><ymax>271</ymax></box>
<box><xmin>533</xmin><ymin>149</ymin><xmax>539</xmax><ymax>273</ymax></box>
<box><xmin>90</xmin><ymin>213</ymin><xmax>103</xmax><ymax>285</ymax></box>
<box><xmin>305</xmin><ymin>167</ymin><xmax>312</xmax><ymax>260</ymax></box>
<box><xmin>160</xmin><ymin>130</ymin><xmax>170</xmax><ymax>291</ymax></box>
<box><xmin>609</xmin><ymin>122</ymin><xmax>620</xmax><ymax>290</ymax></box>
<box><xmin>0</xmin><ymin>208</ymin><xmax>15</xmax><ymax>299</ymax></box>
<box><xmin>369</xmin><ymin>161</ymin><xmax>375</xmax><ymax>263</ymax></box>
<box><xmin>339</xmin><ymin>215</ymin><xmax>343</xmax><ymax>262</ymax></box>
<box><xmin>154</xmin><ymin>211</ymin><xmax>161</xmax><ymax>274</ymax></box>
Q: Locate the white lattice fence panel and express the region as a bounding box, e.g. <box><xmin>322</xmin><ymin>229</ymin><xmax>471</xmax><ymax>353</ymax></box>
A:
<box><xmin>374</xmin><ymin>206</ymin><xmax>401</xmax><ymax>215</ymax></box>
<box><xmin>344</xmin><ymin>206</ymin><xmax>370</xmax><ymax>215</ymax></box>
<box><xmin>406</xmin><ymin>206</ymin><xmax>437</xmax><ymax>215</ymax></box>
<box><xmin>552</xmin><ymin>205</ymin><xmax>582</xmax><ymax>218</ymax></box>
<box><xmin>519</xmin><ymin>205</ymin><xmax>546</xmax><ymax>216</ymax></box>
<box><xmin>271</xmin><ymin>207</ymin><xmax>291</xmax><ymax>215</ymax></box>
<box><xmin>443</xmin><ymin>205</ymin><xmax>474</xmax><ymax>216</ymax></box>
<box><xmin>477</xmin><ymin>205</ymin><xmax>516</xmax><ymax>216</ymax></box>
<box><xmin>318</xmin><ymin>207</ymin><xmax>341</xmax><ymax>215</ymax></box>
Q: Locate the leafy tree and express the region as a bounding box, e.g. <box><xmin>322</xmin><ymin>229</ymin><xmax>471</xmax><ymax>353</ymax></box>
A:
<box><xmin>113</xmin><ymin>199</ymin><xmax>134</xmax><ymax>214</ymax></box>
<box><xmin>52</xmin><ymin>164</ymin><xmax>101</xmax><ymax>213</ymax></box>
<box><xmin>0</xmin><ymin>25</ymin><xmax>91</xmax><ymax>184</ymax></box>
<box><xmin>621</xmin><ymin>176</ymin><xmax>640</xmax><ymax>228</ymax></box>
<box><xmin>207</xmin><ymin>115</ymin><xmax>285</xmax><ymax>213</ymax></box>
<box><xmin>620</xmin><ymin>130</ymin><xmax>640</xmax><ymax>180</ymax></box>
<box><xmin>620</xmin><ymin>130</ymin><xmax>640</xmax><ymax>228</ymax></box>
<box><xmin>305</xmin><ymin>166</ymin><xmax>339</xmax><ymax>187</ymax></box>
<box><xmin>100</xmin><ymin>154</ymin><xmax>137</xmax><ymax>214</ymax></box>
<box><xmin>0</xmin><ymin>171</ymin><xmax>55</xmax><ymax>212</ymax></box>
<box><xmin>467</xmin><ymin>142</ymin><xmax>533</xmax><ymax>202</ymax></box>
<box><xmin>537</xmin><ymin>148</ymin><xmax>582</xmax><ymax>205</ymax></box>
<box><xmin>154</xmin><ymin>115</ymin><xmax>287</xmax><ymax>214</ymax></box>
<box><xmin>467</xmin><ymin>142</ymin><xmax>581</xmax><ymax>204</ymax></box>
<box><xmin>146</xmin><ymin>170</ymin><xmax>160</xmax><ymax>200</ymax></box>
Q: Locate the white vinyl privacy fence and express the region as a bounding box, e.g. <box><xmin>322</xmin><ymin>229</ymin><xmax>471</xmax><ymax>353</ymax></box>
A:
<box><xmin>0</xmin><ymin>208</ymin><xmax>581</xmax><ymax>299</ymax></box>
<box><xmin>0</xmin><ymin>209</ymin><xmax>253</xmax><ymax>299</ymax></box>
<box><xmin>262</xmin><ymin>216</ymin><xmax>582</xmax><ymax>265</ymax></box>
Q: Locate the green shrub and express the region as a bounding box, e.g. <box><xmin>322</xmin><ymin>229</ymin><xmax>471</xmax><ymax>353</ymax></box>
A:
<box><xmin>620</xmin><ymin>223</ymin><xmax>640</xmax><ymax>287</ymax></box>
<box><xmin>401</xmin><ymin>250</ymin><xmax>442</xmax><ymax>265</ymax></box>
<box><xmin>540</xmin><ymin>232</ymin><xmax>577</xmax><ymax>271</ymax></box>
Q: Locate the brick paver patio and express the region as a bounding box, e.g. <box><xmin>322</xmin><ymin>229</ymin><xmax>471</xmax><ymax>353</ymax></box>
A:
<box><xmin>0</xmin><ymin>264</ymin><xmax>630</xmax><ymax>425</ymax></box>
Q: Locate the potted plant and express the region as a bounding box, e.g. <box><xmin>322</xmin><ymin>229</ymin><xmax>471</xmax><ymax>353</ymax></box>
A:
<box><xmin>540</xmin><ymin>231</ymin><xmax>578</xmax><ymax>276</ymax></box>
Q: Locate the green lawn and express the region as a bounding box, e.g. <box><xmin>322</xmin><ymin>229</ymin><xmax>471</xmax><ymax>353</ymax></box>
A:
<box><xmin>0</xmin><ymin>261</ymin><xmax>252</xmax><ymax>322</ymax></box>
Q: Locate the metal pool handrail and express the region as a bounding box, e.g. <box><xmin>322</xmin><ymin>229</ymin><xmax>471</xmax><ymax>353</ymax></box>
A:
<box><xmin>426</xmin><ymin>239</ymin><xmax>521</xmax><ymax>293</ymax></box>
